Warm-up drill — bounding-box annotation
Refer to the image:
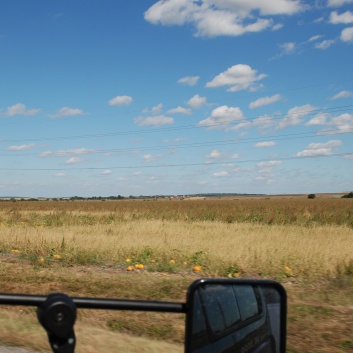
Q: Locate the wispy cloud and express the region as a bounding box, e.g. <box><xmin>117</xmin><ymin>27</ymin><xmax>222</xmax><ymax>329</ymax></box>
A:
<box><xmin>134</xmin><ymin>115</ymin><xmax>174</xmax><ymax>126</ymax></box>
<box><xmin>331</xmin><ymin>90</ymin><xmax>353</xmax><ymax>100</ymax></box>
<box><xmin>249</xmin><ymin>94</ymin><xmax>281</xmax><ymax>109</ymax></box>
<box><xmin>206</xmin><ymin>149</ymin><xmax>223</xmax><ymax>159</ymax></box>
<box><xmin>177</xmin><ymin>76</ymin><xmax>200</xmax><ymax>86</ymax></box>
<box><xmin>279</xmin><ymin>42</ymin><xmax>296</xmax><ymax>54</ymax></box>
<box><xmin>49</xmin><ymin>107</ymin><xmax>85</xmax><ymax>118</ymax></box>
<box><xmin>143</xmin><ymin>154</ymin><xmax>161</xmax><ymax>162</ymax></box>
<box><xmin>308</xmin><ymin>34</ymin><xmax>323</xmax><ymax>42</ymax></box>
<box><xmin>162</xmin><ymin>137</ymin><xmax>185</xmax><ymax>143</ymax></box>
<box><xmin>253</xmin><ymin>141</ymin><xmax>277</xmax><ymax>148</ymax></box>
<box><xmin>256</xmin><ymin>160</ymin><xmax>282</xmax><ymax>168</ymax></box>
<box><xmin>314</xmin><ymin>39</ymin><xmax>335</xmax><ymax>49</ymax></box>
<box><xmin>39</xmin><ymin>148</ymin><xmax>98</xmax><ymax>158</ymax></box>
<box><xmin>213</xmin><ymin>171</ymin><xmax>230</xmax><ymax>177</ymax></box>
<box><xmin>65</xmin><ymin>157</ymin><xmax>81</xmax><ymax>165</ymax></box>
<box><xmin>101</xmin><ymin>170</ymin><xmax>112</xmax><ymax>175</ymax></box>
<box><xmin>167</xmin><ymin>106</ymin><xmax>192</xmax><ymax>115</ymax></box>
<box><xmin>7</xmin><ymin>144</ymin><xmax>35</xmax><ymax>151</ymax></box>
<box><xmin>328</xmin><ymin>0</ymin><xmax>353</xmax><ymax>7</ymax></box>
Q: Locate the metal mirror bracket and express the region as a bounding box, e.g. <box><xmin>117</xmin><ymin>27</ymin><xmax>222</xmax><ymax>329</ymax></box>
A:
<box><xmin>37</xmin><ymin>293</ymin><xmax>77</xmax><ymax>353</ymax></box>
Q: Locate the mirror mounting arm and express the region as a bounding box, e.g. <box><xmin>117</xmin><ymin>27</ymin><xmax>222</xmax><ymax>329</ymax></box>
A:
<box><xmin>37</xmin><ymin>293</ymin><xmax>77</xmax><ymax>353</ymax></box>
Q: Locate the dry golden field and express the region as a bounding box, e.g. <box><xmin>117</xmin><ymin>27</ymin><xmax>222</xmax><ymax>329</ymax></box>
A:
<box><xmin>0</xmin><ymin>198</ymin><xmax>352</xmax><ymax>353</ymax></box>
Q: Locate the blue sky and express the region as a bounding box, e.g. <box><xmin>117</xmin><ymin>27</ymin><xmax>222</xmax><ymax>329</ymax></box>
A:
<box><xmin>1</xmin><ymin>0</ymin><xmax>353</xmax><ymax>197</ymax></box>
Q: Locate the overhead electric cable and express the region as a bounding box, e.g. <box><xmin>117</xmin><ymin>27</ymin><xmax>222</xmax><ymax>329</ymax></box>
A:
<box><xmin>1</xmin><ymin>128</ymin><xmax>353</xmax><ymax>157</ymax></box>
<box><xmin>1</xmin><ymin>152</ymin><xmax>352</xmax><ymax>171</ymax></box>
<box><xmin>1</xmin><ymin>104</ymin><xmax>353</xmax><ymax>143</ymax></box>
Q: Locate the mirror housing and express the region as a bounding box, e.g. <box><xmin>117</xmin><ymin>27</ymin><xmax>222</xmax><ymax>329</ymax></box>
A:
<box><xmin>185</xmin><ymin>279</ymin><xmax>286</xmax><ymax>353</ymax></box>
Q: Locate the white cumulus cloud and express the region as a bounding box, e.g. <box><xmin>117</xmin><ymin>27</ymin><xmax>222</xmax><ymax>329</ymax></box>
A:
<box><xmin>143</xmin><ymin>103</ymin><xmax>163</xmax><ymax>115</ymax></box>
<box><xmin>296</xmin><ymin>140</ymin><xmax>342</xmax><ymax>157</ymax></box>
<box><xmin>341</xmin><ymin>27</ymin><xmax>353</xmax><ymax>42</ymax></box>
<box><xmin>278</xmin><ymin>104</ymin><xmax>315</xmax><ymax>129</ymax></box>
<box><xmin>329</xmin><ymin>11</ymin><xmax>353</xmax><ymax>24</ymax></box>
<box><xmin>187</xmin><ymin>94</ymin><xmax>207</xmax><ymax>108</ymax></box>
<box><xmin>5</xmin><ymin>103</ymin><xmax>41</xmax><ymax>117</ymax></box>
<box><xmin>144</xmin><ymin>0</ymin><xmax>303</xmax><ymax>37</ymax></box>
<box><xmin>328</xmin><ymin>113</ymin><xmax>353</xmax><ymax>132</ymax></box>
<box><xmin>198</xmin><ymin>105</ymin><xmax>244</xmax><ymax>129</ymax></box>
<box><xmin>206</xmin><ymin>64</ymin><xmax>267</xmax><ymax>92</ymax></box>
<box><xmin>306</xmin><ymin>113</ymin><xmax>330</xmax><ymax>126</ymax></box>
<box><xmin>108</xmin><ymin>95</ymin><xmax>133</xmax><ymax>106</ymax></box>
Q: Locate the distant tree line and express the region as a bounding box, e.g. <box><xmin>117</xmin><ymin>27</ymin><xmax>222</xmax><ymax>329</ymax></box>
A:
<box><xmin>341</xmin><ymin>192</ymin><xmax>353</xmax><ymax>198</ymax></box>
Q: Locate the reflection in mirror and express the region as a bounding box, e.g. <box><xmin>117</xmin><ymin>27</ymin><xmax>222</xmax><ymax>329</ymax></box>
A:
<box><xmin>185</xmin><ymin>279</ymin><xmax>286</xmax><ymax>353</ymax></box>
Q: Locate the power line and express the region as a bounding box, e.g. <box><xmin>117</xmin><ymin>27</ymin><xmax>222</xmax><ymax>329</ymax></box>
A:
<box><xmin>1</xmin><ymin>104</ymin><xmax>353</xmax><ymax>144</ymax></box>
<box><xmin>1</xmin><ymin>128</ymin><xmax>353</xmax><ymax>157</ymax></box>
<box><xmin>1</xmin><ymin>152</ymin><xmax>351</xmax><ymax>171</ymax></box>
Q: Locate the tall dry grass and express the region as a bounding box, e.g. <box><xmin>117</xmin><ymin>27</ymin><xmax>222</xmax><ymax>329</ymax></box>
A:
<box><xmin>1</xmin><ymin>220</ymin><xmax>352</xmax><ymax>279</ymax></box>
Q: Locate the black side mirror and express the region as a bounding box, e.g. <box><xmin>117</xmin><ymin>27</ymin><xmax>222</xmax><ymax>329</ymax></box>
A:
<box><xmin>185</xmin><ymin>279</ymin><xmax>286</xmax><ymax>353</ymax></box>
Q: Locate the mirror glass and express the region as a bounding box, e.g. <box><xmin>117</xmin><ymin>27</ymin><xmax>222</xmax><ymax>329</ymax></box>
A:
<box><xmin>185</xmin><ymin>279</ymin><xmax>286</xmax><ymax>353</ymax></box>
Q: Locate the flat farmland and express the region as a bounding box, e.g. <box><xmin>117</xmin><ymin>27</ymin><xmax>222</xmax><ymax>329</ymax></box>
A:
<box><xmin>0</xmin><ymin>198</ymin><xmax>352</xmax><ymax>353</ymax></box>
